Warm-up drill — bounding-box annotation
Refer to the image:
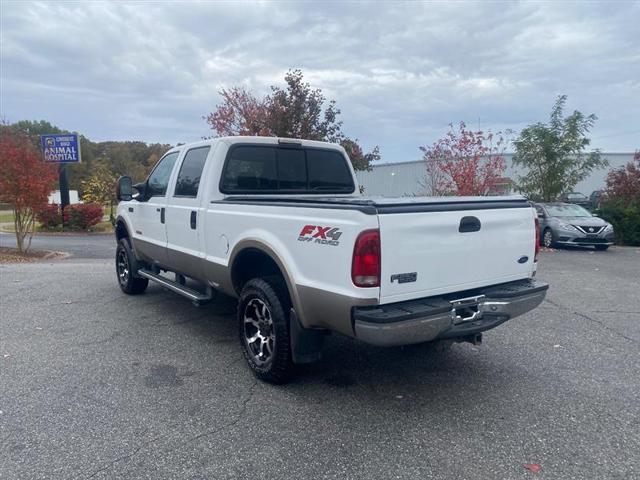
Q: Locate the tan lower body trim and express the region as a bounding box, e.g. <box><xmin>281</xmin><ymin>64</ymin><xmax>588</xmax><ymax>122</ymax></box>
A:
<box><xmin>296</xmin><ymin>284</ymin><xmax>377</xmax><ymax>337</ymax></box>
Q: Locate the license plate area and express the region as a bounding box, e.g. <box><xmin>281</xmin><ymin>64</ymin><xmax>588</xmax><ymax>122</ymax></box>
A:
<box><xmin>450</xmin><ymin>295</ymin><xmax>485</xmax><ymax>323</ymax></box>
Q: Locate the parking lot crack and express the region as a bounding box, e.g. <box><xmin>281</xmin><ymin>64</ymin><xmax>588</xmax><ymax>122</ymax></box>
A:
<box><xmin>572</xmin><ymin>311</ymin><xmax>638</xmax><ymax>344</ymax></box>
<box><xmin>544</xmin><ymin>299</ymin><xmax>638</xmax><ymax>344</ymax></box>
<box><xmin>175</xmin><ymin>379</ymin><xmax>259</xmax><ymax>449</ymax></box>
<box><xmin>82</xmin><ymin>433</ymin><xmax>166</xmax><ymax>480</ymax></box>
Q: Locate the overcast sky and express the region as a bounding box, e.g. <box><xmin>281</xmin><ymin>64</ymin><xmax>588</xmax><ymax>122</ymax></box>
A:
<box><xmin>2</xmin><ymin>1</ymin><xmax>639</xmax><ymax>162</ymax></box>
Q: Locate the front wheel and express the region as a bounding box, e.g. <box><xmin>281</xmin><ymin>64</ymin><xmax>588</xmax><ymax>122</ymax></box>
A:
<box><xmin>238</xmin><ymin>277</ymin><xmax>293</xmax><ymax>384</ymax></box>
<box><xmin>595</xmin><ymin>245</ymin><xmax>609</xmax><ymax>251</ymax></box>
<box><xmin>542</xmin><ymin>228</ymin><xmax>555</xmax><ymax>248</ymax></box>
<box><xmin>116</xmin><ymin>239</ymin><xmax>148</xmax><ymax>294</ymax></box>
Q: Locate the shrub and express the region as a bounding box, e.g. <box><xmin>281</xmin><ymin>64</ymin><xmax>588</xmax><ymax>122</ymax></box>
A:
<box><xmin>36</xmin><ymin>204</ymin><xmax>62</xmax><ymax>228</ymax></box>
<box><xmin>598</xmin><ymin>200</ymin><xmax>640</xmax><ymax>246</ymax></box>
<box><xmin>64</xmin><ymin>203</ymin><xmax>104</xmax><ymax>230</ymax></box>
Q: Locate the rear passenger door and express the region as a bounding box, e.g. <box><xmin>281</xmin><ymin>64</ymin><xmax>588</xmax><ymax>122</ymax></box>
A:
<box><xmin>165</xmin><ymin>145</ymin><xmax>212</xmax><ymax>278</ymax></box>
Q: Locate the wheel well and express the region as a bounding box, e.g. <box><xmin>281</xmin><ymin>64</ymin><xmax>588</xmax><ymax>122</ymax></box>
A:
<box><xmin>231</xmin><ymin>248</ymin><xmax>287</xmax><ymax>295</ymax></box>
<box><xmin>115</xmin><ymin>220</ymin><xmax>129</xmax><ymax>242</ymax></box>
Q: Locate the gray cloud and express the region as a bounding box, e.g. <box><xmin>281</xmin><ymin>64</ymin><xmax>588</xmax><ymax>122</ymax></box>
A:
<box><xmin>2</xmin><ymin>0</ymin><xmax>638</xmax><ymax>161</ymax></box>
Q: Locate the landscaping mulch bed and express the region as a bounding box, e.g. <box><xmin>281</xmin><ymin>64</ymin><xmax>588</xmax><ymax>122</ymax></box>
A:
<box><xmin>0</xmin><ymin>247</ymin><xmax>69</xmax><ymax>264</ymax></box>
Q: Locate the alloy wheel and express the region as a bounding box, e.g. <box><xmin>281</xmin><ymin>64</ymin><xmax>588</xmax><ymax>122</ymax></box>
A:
<box><xmin>117</xmin><ymin>249</ymin><xmax>129</xmax><ymax>286</ymax></box>
<box><xmin>243</xmin><ymin>298</ymin><xmax>275</xmax><ymax>366</ymax></box>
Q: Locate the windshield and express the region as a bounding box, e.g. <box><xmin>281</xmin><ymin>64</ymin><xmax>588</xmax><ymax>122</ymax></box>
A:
<box><xmin>546</xmin><ymin>204</ymin><xmax>592</xmax><ymax>217</ymax></box>
<box><xmin>567</xmin><ymin>193</ymin><xmax>587</xmax><ymax>200</ymax></box>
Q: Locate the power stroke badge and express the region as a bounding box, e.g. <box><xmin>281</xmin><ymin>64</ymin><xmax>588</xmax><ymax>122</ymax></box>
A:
<box><xmin>298</xmin><ymin>225</ymin><xmax>343</xmax><ymax>246</ymax></box>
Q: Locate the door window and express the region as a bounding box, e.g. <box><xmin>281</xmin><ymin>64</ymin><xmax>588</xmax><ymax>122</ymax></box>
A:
<box><xmin>174</xmin><ymin>146</ymin><xmax>210</xmax><ymax>197</ymax></box>
<box><xmin>147</xmin><ymin>151</ymin><xmax>179</xmax><ymax>197</ymax></box>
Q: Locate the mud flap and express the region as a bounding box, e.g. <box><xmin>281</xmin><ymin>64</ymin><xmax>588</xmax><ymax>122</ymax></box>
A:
<box><xmin>290</xmin><ymin>308</ymin><xmax>325</xmax><ymax>364</ymax></box>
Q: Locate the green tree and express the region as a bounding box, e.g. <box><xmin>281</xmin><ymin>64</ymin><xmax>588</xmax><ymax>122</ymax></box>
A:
<box><xmin>513</xmin><ymin>95</ymin><xmax>607</xmax><ymax>201</ymax></box>
<box><xmin>7</xmin><ymin>120</ymin><xmax>171</xmax><ymax>193</ymax></box>
<box><xmin>81</xmin><ymin>162</ymin><xmax>118</xmax><ymax>222</ymax></box>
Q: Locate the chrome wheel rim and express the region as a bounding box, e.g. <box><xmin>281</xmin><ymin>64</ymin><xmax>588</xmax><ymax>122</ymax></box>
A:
<box><xmin>117</xmin><ymin>249</ymin><xmax>129</xmax><ymax>286</ymax></box>
<box><xmin>543</xmin><ymin>230</ymin><xmax>553</xmax><ymax>247</ymax></box>
<box><xmin>243</xmin><ymin>298</ymin><xmax>275</xmax><ymax>366</ymax></box>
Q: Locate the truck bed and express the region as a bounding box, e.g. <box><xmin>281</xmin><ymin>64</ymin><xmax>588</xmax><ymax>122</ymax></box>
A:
<box><xmin>217</xmin><ymin>194</ymin><xmax>536</xmax><ymax>304</ymax></box>
<box><xmin>217</xmin><ymin>195</ymin><xmax>531</xmax><ymax>214</ymax></box>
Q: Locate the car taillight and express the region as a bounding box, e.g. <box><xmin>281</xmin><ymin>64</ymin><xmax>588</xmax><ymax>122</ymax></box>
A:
<box><xmin>534</xmin><ymin>216</ymin><xmax>540</xmax><ymax>261</ymax></box>
<box><xmin>352</xmin><ymin>229</ymin><xmax>380</xmax><ymax>287</ymax></box>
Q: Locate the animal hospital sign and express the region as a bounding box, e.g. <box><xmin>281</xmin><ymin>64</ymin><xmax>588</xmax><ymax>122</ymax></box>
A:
<box><xmin>40</xmin><ymin>134</ymin><xmax>81</xmax><ymax>163</ymax></box>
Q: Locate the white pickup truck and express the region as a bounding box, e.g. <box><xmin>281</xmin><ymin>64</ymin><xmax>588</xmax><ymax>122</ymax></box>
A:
<box><xmin>114</xmin><ymin>136</ymin><xmax>548</xmax><ymax>383</ymax></box>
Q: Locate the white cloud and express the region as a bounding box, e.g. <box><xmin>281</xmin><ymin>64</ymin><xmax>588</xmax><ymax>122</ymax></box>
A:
<box><xmin>1</xmin><ymin>0</ymin><xmax>638</xmax><ymax>159</ymax></box>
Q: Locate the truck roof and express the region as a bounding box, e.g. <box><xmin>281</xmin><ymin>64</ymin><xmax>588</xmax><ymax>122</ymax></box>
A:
<box><xmin>170</xmin><ymin>136</ymin><xmax>345</xmax><ymax>152</ymax></box>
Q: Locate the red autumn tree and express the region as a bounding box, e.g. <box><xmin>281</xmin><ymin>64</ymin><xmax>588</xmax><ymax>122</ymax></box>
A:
<box><xmin>204</xmin><ymin>69</ymin><xmax>380</xmax><ymax>171</ymax></box>
<box><xmin>0</xmin><ymin>126</ymin><xmax>57</xmax><ymax>252</ymax></box>
<box><xmin>205</xmin><ymin>86</ymin><xmax>270</xmax><ymax>137</ymax></box>
<box><xmin>419</xmin><ymin>122</ymin><xmax>508</xmax><ymax>196</ymax></box>
<box><xmin>605</xmin><ymin>150</ymin><xmax>640</xmax><ymax>207</ymax></box>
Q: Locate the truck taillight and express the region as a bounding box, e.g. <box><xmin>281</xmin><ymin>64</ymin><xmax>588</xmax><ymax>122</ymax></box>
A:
<box><xmin>534</xmin><ymin>216</ymin><xmax>540</xmax><ymax>261</ymax></box>
<box><xmin>352</xmin><ymin>229</ymin><xmax>380</xmax><ymax>287</ymax></box>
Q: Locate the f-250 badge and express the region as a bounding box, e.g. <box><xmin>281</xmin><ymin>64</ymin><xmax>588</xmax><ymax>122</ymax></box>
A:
<box><xmin>298</xmin><ymin>225</ymin><xmax>342</xmax><ymax>246</ymax></box>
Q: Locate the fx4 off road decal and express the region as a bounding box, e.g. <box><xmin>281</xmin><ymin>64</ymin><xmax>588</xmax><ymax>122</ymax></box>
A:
<box><xmin>298</xmin><ymin>225</ymin><xmax>342</xmax><ymax>246</ymax></box>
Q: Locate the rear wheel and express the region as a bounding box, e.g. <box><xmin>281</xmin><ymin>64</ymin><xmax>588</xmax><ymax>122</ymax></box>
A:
<box><xmin>542</xmin><ymin>228</ymin><xmax>555</xmax><ymax>248</ymax></box>
<box><xmin>238</xmin><ymin>277</ymin><xmax>293</xmax><ymax>384</ymax></box>
<box><xmin>116</xmin><ymin>239</ymin><xmax>148</xmax><ymax>294</ymax></box>
<box><xmin>595</xmin><ymin>245</ymin><xmax>609</xmax><ymax>251</ymax></box>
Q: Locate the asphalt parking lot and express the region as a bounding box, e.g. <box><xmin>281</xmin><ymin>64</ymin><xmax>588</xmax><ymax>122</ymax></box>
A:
<box><xmin>1</xmin><ymin>245</ymin><xmax>639</xmax><ymax>479</ymax></box>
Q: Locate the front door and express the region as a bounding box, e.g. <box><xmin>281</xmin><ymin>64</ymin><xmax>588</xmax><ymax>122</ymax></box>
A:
<box><xmin>165</xmin><ymin>145</ymin><xmax>212</xmax><ymax>279</ymax></box>
<box><xmin>133</xmin><ymin>150</ymin><xmax>180</xmax><ymax>266</ymax></box>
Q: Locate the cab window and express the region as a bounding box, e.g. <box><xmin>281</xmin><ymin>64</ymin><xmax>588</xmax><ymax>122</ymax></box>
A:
<box><xmin>174</xmin><ymin>146</ymin><xmax>210</xmax><ymax>197</ymax></box>
<box><xmin>220</xmin><ymin>145</ymin><xmax>354</xmax><ymax>194</ymax></box>
<box><xmin>147</xmin><ymin>151</ymin><xmax>179</xmax><ymax>197</ymax></box>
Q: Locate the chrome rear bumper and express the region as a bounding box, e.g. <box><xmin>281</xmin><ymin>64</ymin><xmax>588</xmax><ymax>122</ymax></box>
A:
<box><xmin>353</xmin><ymin>279</ymin><xmax>548</xmax><ymax>347</ymax></box>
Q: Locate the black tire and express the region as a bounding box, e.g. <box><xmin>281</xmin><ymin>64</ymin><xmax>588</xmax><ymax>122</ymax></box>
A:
<box><xmin>542</xmin><ymin>228</ymin><xmax>555</xmax><ymax>248</ymax></box>
<box><xmin>116</xmin><ymin>238</ymin><xmax>148</xmax><ymax>295</ymax></box>
<box><xmin>238</xmin><ymin>277</ymin><xmax>293</xmax><ymax>384</ymax></box>
<box><xmin>595</xmin><ymin>245</ymin><xmax>609</xmax><ymax>251</ymax></box>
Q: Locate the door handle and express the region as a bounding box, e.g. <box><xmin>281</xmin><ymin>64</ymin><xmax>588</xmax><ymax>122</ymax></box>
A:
<box><xmin>159</xmin><ymin>207</ymin><xmax>165</xmax><ymax>224</ymax></box>
<box><xmin>190</xmin><ymin>211</ymin><xmax>197</xmax><ymax>229</ymax></box>
<box><xmin>459</xmin><ymin>216</ymin><xmax>481</xmax><ymax>233</ymax></box>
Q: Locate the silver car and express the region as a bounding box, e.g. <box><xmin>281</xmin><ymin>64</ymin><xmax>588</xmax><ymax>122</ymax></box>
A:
<box><xmin>535</xmin><ymin>202</ymin><xmax>615</xmax><ymax>251</ymax></box>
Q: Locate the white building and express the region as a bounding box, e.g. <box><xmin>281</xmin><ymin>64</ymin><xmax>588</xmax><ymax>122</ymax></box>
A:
<box><xmin>357</xmin><ymin>152</ymin><xmax>635</xmax><ymax>197</ymax></box>
<box><xmin>48</xmin><ymin>190</ymin><xmax>81</xmax><ymax>205</ymax></box>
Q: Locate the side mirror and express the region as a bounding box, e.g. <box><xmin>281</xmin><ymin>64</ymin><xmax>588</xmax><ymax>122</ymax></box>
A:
<box><xmin>592</xmin><ymin>213</ymin><xmax>599</xmax><ymax>217</ymax></box>
<box><xmin>133</xmin><ymin>181</ymin><xmax>147</xmax><ymax>201</ymax></box>
<box><xmin>116</xmin><ymin>176</ymin><xmax>133</xmax><ymax>201</ymax></box>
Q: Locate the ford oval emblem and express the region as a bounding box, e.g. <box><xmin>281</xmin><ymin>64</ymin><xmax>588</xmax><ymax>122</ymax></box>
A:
<box><xmin>518</xmin><ymin>255</ymin><xmax>529</xmax><ymax>264</ymax></box>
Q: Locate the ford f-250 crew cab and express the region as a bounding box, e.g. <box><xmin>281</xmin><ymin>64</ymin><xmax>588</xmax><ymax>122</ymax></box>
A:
<box><xmin>114</xmin><ymin>136</ymin><xmax>548</xmax><ymax>383</ymax></box>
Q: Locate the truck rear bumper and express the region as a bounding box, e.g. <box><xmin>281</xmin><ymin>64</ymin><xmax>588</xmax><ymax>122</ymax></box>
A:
<box><xmin>353</xmin><ymin>279</ymin><xmax>548</xmax><ymax>347</ymax></box>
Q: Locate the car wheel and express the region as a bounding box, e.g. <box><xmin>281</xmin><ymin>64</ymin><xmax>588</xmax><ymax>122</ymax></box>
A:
<box><xmin>238</xmin><ymin>277</ymin><xmax>293</xmax><ymax>384</ymax></box>
<box><xmin>116</xmin><ymin>239</ymin><xmax>148</xmax><ymax>294</ymax></box>
<box><xmin>595</xmin><ymin>245</ymin><xmax>609</xmax><ymax>251</ymax></box>
<box><xmin>542</xmin><ymin>228</ymin><xmax>555</xmax><ymax>248</ymax></box>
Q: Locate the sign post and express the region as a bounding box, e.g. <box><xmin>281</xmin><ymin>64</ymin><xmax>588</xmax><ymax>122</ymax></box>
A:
<box><xmin>40</xmin><ymin>134</ymin><xmax>81</xmax><ymax>225</ymax></box>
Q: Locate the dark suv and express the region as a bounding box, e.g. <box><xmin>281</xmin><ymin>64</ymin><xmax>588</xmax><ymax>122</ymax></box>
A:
<box><xmin>535</xmin><ymin>202</ymin><xmax>615</xmax><ymax>250</ymax></box>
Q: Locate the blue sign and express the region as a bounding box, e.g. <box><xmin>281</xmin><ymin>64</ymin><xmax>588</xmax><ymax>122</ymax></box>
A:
<box><xmin>40</xmin><ymin>134</ymin><xmax>81</xmax><ymax>163</ymax></box>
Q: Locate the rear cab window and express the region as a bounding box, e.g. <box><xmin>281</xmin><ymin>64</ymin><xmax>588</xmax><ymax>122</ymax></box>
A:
<box><xmin>174</xmin><ymin>146</ymin><xmax>210</xmax><ymax>197</ymax></box>
<box><xmin>220</xmin><ymin>145</ymin><xmax>354</xmax><ymax>194</ymax></box>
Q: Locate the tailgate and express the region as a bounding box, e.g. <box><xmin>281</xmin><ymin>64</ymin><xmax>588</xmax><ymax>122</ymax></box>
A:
<box><xmin>378</xmin><ymin>199</ymin><xmax>536</xmax><ymax>304</ymax></box>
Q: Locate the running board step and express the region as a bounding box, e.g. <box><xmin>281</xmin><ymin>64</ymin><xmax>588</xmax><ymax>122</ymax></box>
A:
<box><xmin>137</xmin><ymin>269</ymin><xmax>214</xmax><ymax>304</ymax></box>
